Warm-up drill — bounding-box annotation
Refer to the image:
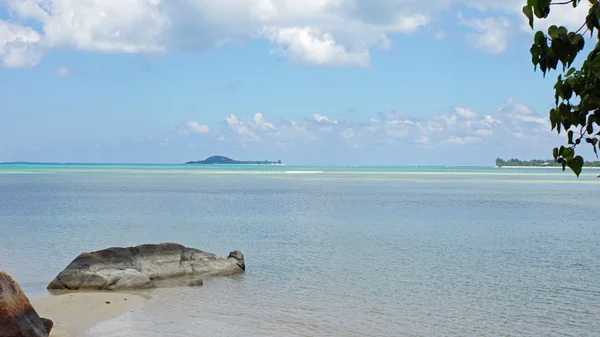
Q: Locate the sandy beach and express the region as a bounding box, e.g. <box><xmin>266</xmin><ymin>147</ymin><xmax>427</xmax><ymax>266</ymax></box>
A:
<box><xmin>33</xmin><ymin>292</ymin><xmax>147</xmax><ymax>337</ymax></box>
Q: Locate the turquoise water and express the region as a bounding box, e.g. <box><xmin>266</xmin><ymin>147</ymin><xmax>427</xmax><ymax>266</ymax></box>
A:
<box><xmin>1</xmin><ymin>165</ymin><xmax>599</xmax><ymax>336</ymax></box>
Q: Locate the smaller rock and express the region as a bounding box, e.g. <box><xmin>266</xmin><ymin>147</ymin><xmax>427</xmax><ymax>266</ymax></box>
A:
<box><xmin>187</xmin><ymin>278</ymin><xmax>204</xmax><ymax>287</ymax></box>
<box><xmin>40</xmin><ymin>318</ymin><xmax>53</xmax><ymax>334</ymax></box>
<box><xmin>228</xmin><ymin>250</ymin><xmax>245</xmax><ymax>271</ymax></box>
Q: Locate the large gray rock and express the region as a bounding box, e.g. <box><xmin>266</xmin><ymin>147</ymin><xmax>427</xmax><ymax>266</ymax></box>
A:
<box><xmin>0</xmin><ymin>271</ymin><xmax>52</xmax><ymax>337</ymax></box>
<box><xmin>47</xmin><ymin>243</ymin><xmax>245</xmax><ymax>291</ymax></box>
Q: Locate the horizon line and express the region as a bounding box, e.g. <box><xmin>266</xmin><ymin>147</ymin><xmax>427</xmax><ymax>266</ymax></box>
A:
<box><xmin>0</xmin><ymin>161</ymin><xmax>498</xmax><ymax>168</ymax></box>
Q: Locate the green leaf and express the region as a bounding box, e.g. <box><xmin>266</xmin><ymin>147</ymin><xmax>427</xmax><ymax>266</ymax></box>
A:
<box><xmin>589</xmin><ymin>55</ymin><xmax>600</xmax><ymax>78</ymax></box>
<box><xmin>557</xmin><ymin>26</ymin><xmax>568</xmax><ymax>40</ymax></box>
<box><xmin>548</xmin><ymin>25</ymin><xmax>558</xmax><ymax>38</ymax></box>
<box><xmin>534</xmin><ymin>31</ymin><xmax>546</xmax><ymax>45</ymax></box>
<box><xmin>562</xmin><ymin>84</ymin><xmax>573</xmax><ymax>101</ymax></box>
<box><xmin>534</xmin><ymin>5</ymin><xmax>542</xmax><ymax>18</ymax></box>
<box><xmin>566</xmin><ymin>67</ymin><xmax>576</xmax><ymax>76</ymax></box>
<box><xmin>524</xmin><ymin>5</ymin><xmax>534</xmax><ymax>29</ymax></box>
<box><xmin>559</xmin><ymin>102</ymin><xmax>571</xmax><ymax>118</ymax></box>
<box><xmin>567</xmin><ymin>155</ymin><xmax>584</xmax><ymax>177</ymax></box>
<box><xmin>547</xmin><ymin>54</ymin><xmax>559</xmax><ymax>70</ymax></box>
<box><xmin>550</xmin><ymin>108</ymin><xmax>561</xmax><ymax>131</ymax></box>
<box><xmin>531</xmin><ymin>45</ymin><xmax>540</xmax><ymax>68</ymax></box>
<box><xmin>554</xmin><ymin>78</ymin><xmax>562</xmax><ymax>105</ymax></box>
<box><xmin>587</xmin><ymin>12</ymin><xmax>597</xmax><ymax>35</ymax></box>
<box><xmin>582</xmin><ymin>94</ymin><xmax>591</xmax><ymax>109</ymax></box>
<box><xmin>568</xmin><ymin>130</ymin><xmax>574</xmax><ymax>144</ymax></box>
<box><xmin>553</xmin><ymin>147</ymin><xmax>559</xmax><ymax>160</ymax></box>
<box><xmin>552</xmin><ymin>39</ymin><xmax>569</xmax><ymax>68</ymax></box>
<box><xmin>563</xmin><ymin>147</ymin><xmax>575</xmax><ymax>160</ymax></box>
<box><xmin>570</xmin><ymin>34</ymin><xmax>585</xmax><ymax>51</ymax></box>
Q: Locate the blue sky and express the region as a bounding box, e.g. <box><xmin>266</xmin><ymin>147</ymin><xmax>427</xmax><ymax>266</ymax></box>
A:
<box><xmin>0</xmin><ymin>0</ymin><xmax>595</xmax><ymax>165</ymax></box>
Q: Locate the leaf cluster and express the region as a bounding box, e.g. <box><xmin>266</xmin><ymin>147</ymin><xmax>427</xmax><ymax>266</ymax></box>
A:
<box><xmin>524</xmin><ymin>0</ymin><xmax>600</xmax><ymax>176</ymax></box>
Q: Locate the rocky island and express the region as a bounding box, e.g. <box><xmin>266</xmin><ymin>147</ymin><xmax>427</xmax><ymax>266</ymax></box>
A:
<box><xmin>186</xmin><ymin>155</ymin><xmax>281</xmax><ymax>165</ymax></box>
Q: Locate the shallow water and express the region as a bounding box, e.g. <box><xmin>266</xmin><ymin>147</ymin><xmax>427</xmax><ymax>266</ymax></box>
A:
<box><xmin>1</xmin><ymin>165</ymin><xmax>599</xmax><ymax>336</ymax></box>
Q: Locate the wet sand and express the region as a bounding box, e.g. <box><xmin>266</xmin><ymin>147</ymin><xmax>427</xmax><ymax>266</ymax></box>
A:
<box><xmin>33</xmin><ymin>292</ymin><xmax>147</xmax><ymax>337</ymax></box>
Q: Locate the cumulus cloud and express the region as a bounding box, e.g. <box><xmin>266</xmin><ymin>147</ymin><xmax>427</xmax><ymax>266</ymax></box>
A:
<box><xmin>262</xmin><ymin>26</ymin><xmax>370</xmax><ymax>67</ymax></box>
<box><xmin>314</xmin><ymin>113</ymin><xmax>338</xmax><ymax>124</ymax></box>
<box><xmin>174</xmin><ymin>120</ymin><xmax>210</xmax><ymax>136</ymax></box>
<box><xmin>185</xmin><ymin>121</ymin><xmax>210</xmax><ymax>134</ymax></box>
<box><xmin>173</xmin><ymin>99</ymin><xmax>554</xmax><ymax>153</ymax></box>
<box><xmin>226</xmin><ymin>112</ymin><xmax>282</xmax><ymax>138</ymax></box>
<box><xmin>0</xmin><ymin>20</ymin><xmax>43</xmax><ymax>68</ymax></box>
<box><xmin>3</xmin><ymin>0</ymin><xmax>586</xmax><ymax>68</ymax></box>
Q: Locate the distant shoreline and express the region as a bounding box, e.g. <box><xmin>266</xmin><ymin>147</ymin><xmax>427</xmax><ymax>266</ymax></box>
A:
<box><xmin>497</xmin><ymin>166</ymin><xmax>600</xmax><ymax>169</ymax></box>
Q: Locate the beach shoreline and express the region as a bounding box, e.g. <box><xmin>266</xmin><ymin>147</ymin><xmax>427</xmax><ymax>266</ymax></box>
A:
<box><xmin>33</xmin><ymin>291</ymin><xmax>148</xmax><ymax>337</ymax></box>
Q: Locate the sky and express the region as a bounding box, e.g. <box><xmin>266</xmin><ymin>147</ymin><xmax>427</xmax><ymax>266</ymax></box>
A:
<box><xmin>0</xmin><ymin>0</ymin><xmax>596</xmax><ymax>165</ymax></box>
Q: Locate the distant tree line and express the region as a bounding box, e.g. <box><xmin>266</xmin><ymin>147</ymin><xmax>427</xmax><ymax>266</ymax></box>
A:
<box><xmin>496</xmin><ymin>158</ymin><xmax>600</xmax><ymax>167</ymax></box>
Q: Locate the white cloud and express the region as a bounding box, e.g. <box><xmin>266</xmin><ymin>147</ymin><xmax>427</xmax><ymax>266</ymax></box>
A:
<box><xmin>56</xmin><ymin>66</ymin><xmax>71</xmax><ymax>76</ymax></box>
<box><xmin>0</xmin><ymin>0</ymin><xmax>591</xmax><ymax>68</ymax></box>
<box><xmin>226</xmin><ymin>114</ymin><xmax>258</xmax><ymax>140</ymax></box>
<box><xmin>454</xmin><ymin>107</ymin><xmax>478</xmax><ymax>120</ymax></box>
<box><xmin>0</xmin><ymin>20</ymin><xmax>42</xmax><ymax>68</ymax></box>
<box><xmin>262</xmin><ymin>26</ymin><xmax>370</xmax><ymax>67</ymax></box>
<box><xmin>173</xmin><ymin>120</ymin><xmax>211</xmax><ymax>136</ymax></box>
<box><xmin>169</xmin><ymin>98</ymin><xmax>552</xmax><ymax>154</ymax></box>
<box><xmin>253</xmin><ymin>113</ymin><xmax>277</xmax><ymax>131</ymax></box>
<box><xmin>0</xmin><ymin>0</ymin><xmax>486</xmax><ymax>68</ymax></box>
<box><xmin>185</xmin><ymin>121</ymin><xmax>210</xmax><ymax>134</ymax></box>
<box><xmin>458</xmin><ymin>13</ymin><xmax>512</xmax><ymax>54</ymax></box>
<box><xmin>444</xmin><ymin>136</ymin><xmax>481</xmax><ymax>144</ymax></box>
<box><xmin>314</xmin><ymin>113</ymin><xmax>337</xmax><ymax>124</ymax></box>
<box><xmin>225</xmin><ymin>112</ymin><xmax>280</xmax><ymax>140</ymax></box>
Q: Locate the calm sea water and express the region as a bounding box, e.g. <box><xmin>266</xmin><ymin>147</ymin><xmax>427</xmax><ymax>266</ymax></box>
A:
<box><xmin>1</xmin><ymin>164</ymin><xmax>599</xmax><ymax>336</ymax></box>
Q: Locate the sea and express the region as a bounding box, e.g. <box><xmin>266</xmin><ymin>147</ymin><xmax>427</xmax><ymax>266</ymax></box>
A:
<box><xmin>0</xmin><ymin>164</ymin><xmax>599</xmax><ymax>336</ymax></box>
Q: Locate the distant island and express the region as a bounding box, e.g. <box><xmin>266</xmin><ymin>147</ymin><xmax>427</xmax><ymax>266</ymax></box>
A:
<box><xmin>496</xmin><ymin>158</ymin><xmax>600</xmax><ymax>167</ymax></box>
<box><xmin>186</xmin><ymin>156</ymin><xmax>282</xmax><ymax>165</ymax></box>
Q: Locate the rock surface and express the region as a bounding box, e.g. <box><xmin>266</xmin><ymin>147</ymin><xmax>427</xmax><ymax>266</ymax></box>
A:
<box><xmin>39</xmin><ymin>318</ymin><xmax>53</xmax><ymax>335</ymax></box>
<box><xmin>187</xmin><ymin>278</ymin><xmax>204</xmax><ymax>287</ymax></box>
<box><xmin>0</xmin><ymin>271</ymin><xmax>51</xmax><ymax>337</ymax></box>
<box><xmin>47</xmin><ymin>243</ymin><xmax>245</xmax><ymax>291</ymax></box>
